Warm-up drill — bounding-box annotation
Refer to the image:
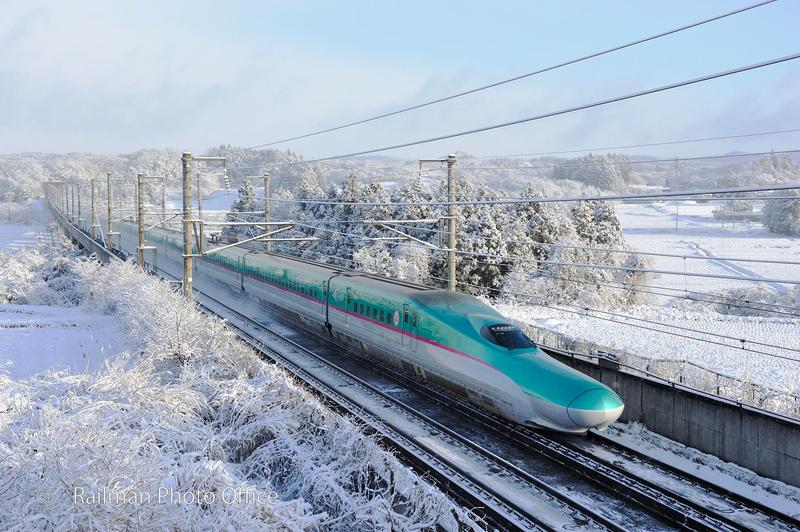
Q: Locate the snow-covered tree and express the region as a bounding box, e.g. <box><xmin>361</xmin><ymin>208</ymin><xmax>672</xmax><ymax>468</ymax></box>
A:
<box><xmin>222</xmin><ymin>178</ymin><xmax>259</xmax><ymax>242</ymax></box>
<box><xmin>762</xmin><ymin>191</ymin><xmax>800</xmax><ymax>236</ymax></box>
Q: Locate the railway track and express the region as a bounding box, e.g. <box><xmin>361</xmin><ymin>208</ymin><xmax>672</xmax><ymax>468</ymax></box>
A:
<box><xmin>271</xmin><ymin>307</ymin><xmax>800</xmax><ymax>532</ymax></box>
<box><xmin>189</xmin><ymin>277</ymin><xmax>630</xmax><ymax>531</ymax></box>
<box><xmin>56</xmin><ymin>217</ymin><xmax>799</xmax><ymax>531</ymax></box>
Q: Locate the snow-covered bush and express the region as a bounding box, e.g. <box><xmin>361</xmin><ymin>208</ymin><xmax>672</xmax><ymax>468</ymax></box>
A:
<box><xmin>0</xmin><ymin>238</ymin><xmax>83</xmax><ymax>306</ymax></box>
<box><xmin>0</xmin><ymin>253</ymin><xmax>469</xmax><ymax>530</ymax></box>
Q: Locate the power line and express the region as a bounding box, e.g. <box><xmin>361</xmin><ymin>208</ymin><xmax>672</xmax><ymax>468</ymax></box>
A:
<box><xmin>452</xmin><ymin>256</ymin><xmax>800</xmax><ymax>317</ymax></box>
<box><xmin>265</xmin><ymin>182</ymin><xmax>800</xmax><ymax>207</ymax></box>
<box><xmin>453</xmin><ymin>279</ymin><xmax>800</xmax><ymax>363</ymax></box>
<box><xmin>452</xmin><ymin>247</ymin><xmax>800</xmax><ymax>286</ymax></box>
<box><xmin>232</xmin><ymin>52</ymin><xmax>800</xmax><ymax>171</ymax></box>
<box><xmin>475</xmin><ymin>127</ymin><xmax>800</xmax><ymax>159</ymax></box>
<box><xmin>463</xmin><ymin>148</ymin><xmax>800</xmax><ymax>171</ymax></box>
<box><xmin>272</xmin><ymin>223</ymin><xmax>798</xmax><ymax>315</ymax></box>
<box><xmin>292</xmin><ymin>218</ymin><xmax>800</xmax><ymax>286</ymax></box>
<box><xmin>451</xmin><ymin>231</ymin><xmax>800</xmax><ymax>266</ymax></box>
<box><xmin>245</xmin><ymin>0</ymin><xmax>778</xmax><ymax>150</ymax></box>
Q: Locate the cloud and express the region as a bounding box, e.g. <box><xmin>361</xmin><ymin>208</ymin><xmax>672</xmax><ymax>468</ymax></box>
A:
<box><xmin>1</xmin><ymin>1</ymin><xmax>798</xmax><ymax>161</ymax></box>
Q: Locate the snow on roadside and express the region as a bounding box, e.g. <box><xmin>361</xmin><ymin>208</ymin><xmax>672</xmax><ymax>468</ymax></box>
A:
<box><xmin>605</xmin><ymin>422</ymin><xmax>800</xmax><ymax>518</ymax></box>
<box><xmin>0</xmin><ymin>250</ymin><xmax>471</xmax><ymax>530</ymax></box>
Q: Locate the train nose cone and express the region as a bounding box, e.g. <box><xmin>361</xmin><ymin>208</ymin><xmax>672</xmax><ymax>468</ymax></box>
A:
<box><xmin>566</xmin><ymin>388</ymin><xmax>624</xmax><ymax>430</ymax></box>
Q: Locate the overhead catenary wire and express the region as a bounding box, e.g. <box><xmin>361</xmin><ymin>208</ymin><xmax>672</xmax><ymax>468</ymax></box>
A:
<box><xmin>462</xmin><ymin>148</ymin><xmax>800</xmax><ymax>171</ymax></box>
<box><xmin>290</xmin><ymin>220</ymin><xmax>800</xmax><ymax>286</ymax></box>
<box><xmin>376</xmin><ymin>221</ymin><xmax>800</xmax><ymax>267</ymax></box>
<box><xmin>245</xmin><ymin>0</ymin><xmax>778</xmax><ymax>149</ymax></box>
<box><xmin>475</xmin><ymin>127</ymin><xmax>800</xmax><ymax>159</ymax></box>
<box><xmin>447</xmin><ymin>278</ymin><xmax>800</xmax><ymax>363</ymax></box>
<box><xmin>263</xmin><ymin>182</ymin><xmax>800</xmax><ymax>207</ymax></box>
<box><xmin>453</xmin><ymin>257</ymin><xmax>800</xmax><ymax>317</ymax></box>
<box><xmin>231</xmin><ymin>52</ymin><xmax>800</xmax><ymax>171</ymax></box>
<box><xmin>284</xmin><ymin>236</ymin><xmax>798</xmax><ymax>317</ymax></box>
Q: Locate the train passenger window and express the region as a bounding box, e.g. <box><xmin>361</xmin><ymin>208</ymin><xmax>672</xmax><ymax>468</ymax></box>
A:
<box><xmin>403</xmin><ymin>310</ymin><xmax>409</xmax><ymax>323</ymax></box>
<box><xmin>480</xmin><ymin>324</ymin><xmax>536</xmax><ymax>350</ymax></box>
<box><xmin>373</xmin><ymin>308</ymin><xmax>377</xmax><ymax>319</ymax></box>
<box><xmin>379</xmin><ymin>310</ymin><xmax>384</xmax><ymax>321</ymax></box>
<box><xmin>359</xmin><ymin>303</ymin><xmax>364</xmax><ymax>314</ymax></box>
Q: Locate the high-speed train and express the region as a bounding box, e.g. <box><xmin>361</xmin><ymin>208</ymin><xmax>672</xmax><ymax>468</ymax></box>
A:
<box><xmin>117</xmin><ymin>222</ymin><xmax>624</xmax><ymax>433</ymax></box>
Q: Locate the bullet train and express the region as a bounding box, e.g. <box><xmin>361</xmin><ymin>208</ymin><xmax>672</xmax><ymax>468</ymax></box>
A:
<box><xmin>117</xmin><ymin>222</ymin><xmax>624</xmax><ymax>433</ymax></box>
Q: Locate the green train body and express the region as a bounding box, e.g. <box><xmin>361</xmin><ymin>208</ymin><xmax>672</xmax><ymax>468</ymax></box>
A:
<box><xmin>118</xmin><ymin>222</ymin><xmax>624</xmax><ymax>433</ymax></box>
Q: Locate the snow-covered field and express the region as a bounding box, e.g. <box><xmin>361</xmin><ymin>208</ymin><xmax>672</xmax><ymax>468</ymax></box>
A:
<box><xmin>618</xmin><ymin>201</ymin><xmax>800</xmax><ymax>295</ymax></box>
<box><xmin>0</xmin><ymin>304</ymin><xmax>131</xmax><ymax>379</ymax></box>
<box><xmin>0</xmin><ymin>223</ymin><xmax>48</xmax><ymax>252</ymax></box>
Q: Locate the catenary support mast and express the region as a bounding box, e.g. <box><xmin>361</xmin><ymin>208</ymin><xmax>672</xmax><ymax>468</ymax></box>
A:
<box><xmin>446</xmin><ymin>153</ymin><xmax>457</xmax><ymax>292</ymax></box>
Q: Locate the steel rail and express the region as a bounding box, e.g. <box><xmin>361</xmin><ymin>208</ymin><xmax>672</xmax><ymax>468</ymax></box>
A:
<box><xmin>186</xmin><ymin>284</ymin><xmax>616</xmax><ymax>531</ymax></box>
<box><xmin>274</xmin><ymin>319</ymin><xmax>748</xmax><ymax>532</ymax></box>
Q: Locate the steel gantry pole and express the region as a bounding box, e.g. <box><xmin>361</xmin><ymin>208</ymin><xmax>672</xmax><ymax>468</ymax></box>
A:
<box><xmin>137</xmin><ymin>173</ymin><xmax>146</xmax><ymax>266</ymax></box>
<box><xmin>182</xmin><ymin>152</ymin><xmax>194</xmax><ymax>300</ymax></box>
<box><xmin>106</xmin><ymin>172</ymin><xmax>113</xmax><ymax>251</ymax></box>
<box><xmin>196</xmin><ymin>171</ymin><xmax>204</xmax><ymax>250</ymax></box>
<box><xmin>446</xmin><ymin>153</ymin><xmax>457</xmax><ymax>292</ymax></box>
<box><xmin>263</xmin><ymin>171</ymin><xmax>271</xmax><ymax>253</ymax></box>
<box><xmin>70</xmin><ymin>184</ymin><xmax>75</xmax><ymax>222</ymax></box>
<box><xmin>161</xmin><ymin>177</ymin><xmax>166</xmax><ymax>224</ymax></box>
<box><xmin>77</xmin><ymin>184</ymin><xmax>82</xmax><ymax>229</ymax></box>
<box><xmin>90</xmin><ymin>178</ymin><xmax>98</xmax><ymax>239</ymax></box>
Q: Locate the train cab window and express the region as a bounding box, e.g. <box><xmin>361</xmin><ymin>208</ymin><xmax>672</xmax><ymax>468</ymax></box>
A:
<box><xmin>480</xmin><ymin>324</ymin><xmax>536</xmax><ymax>350</ymax></box>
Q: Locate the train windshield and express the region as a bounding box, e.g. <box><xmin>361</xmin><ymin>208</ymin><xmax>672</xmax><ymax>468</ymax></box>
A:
<box><xmin>480</xmin><ymin>324</ymin><xmax>536</xmax><ymax>349</ymax></box>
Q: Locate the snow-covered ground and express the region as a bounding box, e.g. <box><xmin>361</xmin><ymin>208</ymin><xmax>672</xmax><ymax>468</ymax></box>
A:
<box><xmin>0</xmin><ymin>304</ymin><xmax>131</xmax><ymax>379</ymax></box>
<box><xmin>605</xmin><ymin>422</ymin><xmax>800</xmax><ymax>517</ymax></box>
<box><xmin>618</xmin><ymin>201</ymin><xmax>799</xmax><ymax>295</ymax></box>
<box><xmin>0</xmin><ymin>223</ymin><xmax>48</xmax><ymax>252</ymax></box>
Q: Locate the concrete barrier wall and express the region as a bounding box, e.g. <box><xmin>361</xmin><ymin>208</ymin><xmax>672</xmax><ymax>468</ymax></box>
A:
<box><xmin>547</xmin><ymin>349</ymin><xmax>800</xmax><ymax>488</ymax></box>
<box><xmin>51</xmin><ymin>206</ymin><xmax>114</xmax><ymax>262</ymax></box>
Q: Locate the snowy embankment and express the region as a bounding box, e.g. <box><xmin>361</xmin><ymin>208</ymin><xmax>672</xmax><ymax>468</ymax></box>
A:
<box><xmin>0</xmin><ymin>244</ymin><xmax>468</xmax><ymax>530</ymax></box>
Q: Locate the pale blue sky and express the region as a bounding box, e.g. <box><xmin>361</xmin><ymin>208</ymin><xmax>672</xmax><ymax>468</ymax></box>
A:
<box><xmin>1</xmin><ymin>0</ymin><xmax>799</xmax><ymax>159</ymax></box>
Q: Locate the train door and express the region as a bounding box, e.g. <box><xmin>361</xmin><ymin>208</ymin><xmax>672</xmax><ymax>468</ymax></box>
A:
<box><xmin>402</xmin><ymin>304</ymin><xmax>419</xmax><ymax>352</ymax></box>
<box><xmin>345</xmin><ymin>287</ymin><xmax>352</xmax><ymax>323</ymax></box>
<box><xmin>401</xmin><ymin>304</ymin><xmax>410</xmax><ymax>348</ymax></box>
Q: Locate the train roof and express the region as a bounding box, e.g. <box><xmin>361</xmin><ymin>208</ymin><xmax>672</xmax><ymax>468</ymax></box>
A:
<box><xmin>231</xmin><ymin>247</ymin><xmax>437</xmax><ymax>295</ymax></box>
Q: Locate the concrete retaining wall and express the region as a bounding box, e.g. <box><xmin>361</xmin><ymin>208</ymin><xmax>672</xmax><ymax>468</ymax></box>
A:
<box><xmin>547</xmin><ymin>348</ymin><xmax>800</xmax><ymax>488</ymax></box>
